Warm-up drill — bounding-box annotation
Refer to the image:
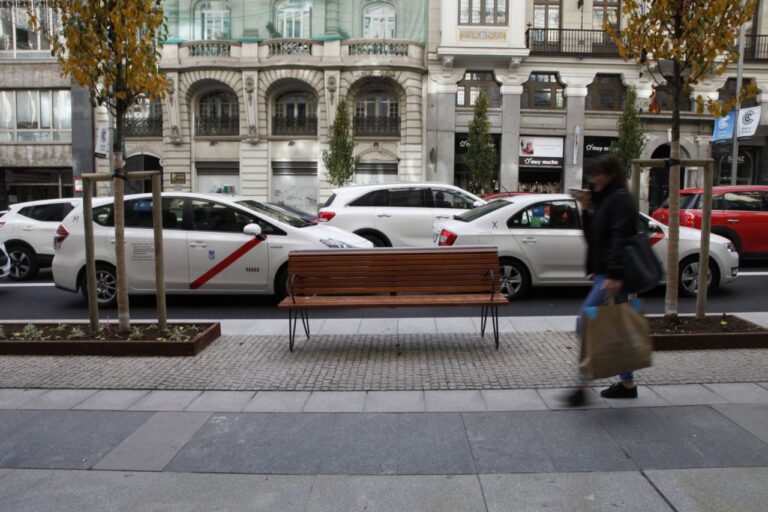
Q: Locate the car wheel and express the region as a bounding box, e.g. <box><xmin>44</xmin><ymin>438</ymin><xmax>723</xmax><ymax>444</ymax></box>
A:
<box><xmin>359</xmin><ymin>232</ymin><xmax>389</xmax><ymax>247</ymax></box>
<box><xmin>678</xmin><ymin>256</ymin><xmax>719</xmax><ymax>297</ymax></box>
<box><xmin>8</xmin><ymin>245</ymin><xmax>38</xmax><ymax>281</ymax></box>
<box><xmin>80</xmin><ymin>263</ymin><xmax>118</xmax><ymax>308</ymax></box>
<box><xmin>274</xmin><ymin>265</ymin><xmax>289</xmax><ymax>302</ymax></box>
<box><xmin>498</xmin><ymin>258</ymin><xmax>531</xmax><ymax>300</ymax></box>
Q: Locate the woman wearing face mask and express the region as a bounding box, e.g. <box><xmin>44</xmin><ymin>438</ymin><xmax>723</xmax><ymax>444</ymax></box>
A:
<box><xmin>566</xmin><ymin>153</ymin><xmax>640</xmax><ymax>406</ymax></box>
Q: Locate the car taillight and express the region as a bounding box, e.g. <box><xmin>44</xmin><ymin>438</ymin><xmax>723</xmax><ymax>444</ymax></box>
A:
<box><xmin>0</xmin><ymin>221</ymin><xmax>5</xmax><ymax>229</ymax></box>
<box><xmin>438</xmin><ymin>229</ymin><xmax>458</xmax><ymax>246</ymax></box>
<box><xmin>682</xmin><ymin>211</ymin><xmax>695</xmax><ymax>228</ymax></box>
<box><xmin>317</xmin><ymin>211</ymin><xmax>336</xmax><ymax>223</ymax></box>
<box><xmin>53</xmin><ymin>224</ymin><xmax>69</xmax><ymax>250</ymax></box>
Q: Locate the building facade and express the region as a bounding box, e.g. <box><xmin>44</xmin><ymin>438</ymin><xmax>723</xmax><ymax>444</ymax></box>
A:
<box><xmin>427</xmin><ymin>0</ymin><xmax>768</xmax><ymax>212</ymax></box>
<box><xmin>97</xmin><ymin>0</ymin><xmax>428</xmax><ymax>212</ymax></box>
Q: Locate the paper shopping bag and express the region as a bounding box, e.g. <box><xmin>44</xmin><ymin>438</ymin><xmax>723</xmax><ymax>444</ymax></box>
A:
<box><xmin>579</xmin><ymin>299</ymin><xmax>652</xmax><ymax>380</ymax></box>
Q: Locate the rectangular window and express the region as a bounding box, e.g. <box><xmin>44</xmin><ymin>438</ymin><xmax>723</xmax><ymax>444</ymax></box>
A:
<box><xmin>459</xmin><ymin>0</ymin><xmax>507</xmax><ymax>26</ymax></box>
<box><xmin>0</xmin><ymin>89</ymin><xmax>72</xmax><ymax>142</ymax></box>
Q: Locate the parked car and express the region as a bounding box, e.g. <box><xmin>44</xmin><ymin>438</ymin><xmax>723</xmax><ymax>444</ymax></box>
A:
<box><xmin>0</xmin><ymin>243</ymin><xmax>10</xmax><ymax>280</ymax></box>
<box><xmin>434</xmin><ymin>194</ymin><xmax>739</xmax><ymax>299</ymax></box>
<box><xmin>482</xmin><ymin>191</ymin><xmax>532</xmax><ymax>200</ymax></box>
<box><xmin>52</xmin><ymin>193</ymin><xmax>372</xmax><ymax>307</ymax></box>
<box><xmin>651</xmin><ymin>185</ymin><xmax>768</xmax><ymax>259</ymax></box>
<box><xmin>266</xmin><ymin>202</ymin><xmax>317</xmax><ymax>223</ymax></box>
<box><xmin>0</xmin><ymin>198</ymin><xmax>81</xmax><ymax>280</ymax></box>
<box><xmin>318</xmin><ymin>183</ymin><xmax>485</xmax><ymax>247</ymax></box>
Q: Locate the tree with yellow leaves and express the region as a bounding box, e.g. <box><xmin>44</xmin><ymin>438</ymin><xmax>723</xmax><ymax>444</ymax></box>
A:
<box><xmin>609</xmin><ymin>0</ymin><xmax>756</xmax><ymax>319</ymax></box>
<box><xmin>32</xmin><ymin>0</ymin><xmax>167</xmax><ymax>332</ymax></box>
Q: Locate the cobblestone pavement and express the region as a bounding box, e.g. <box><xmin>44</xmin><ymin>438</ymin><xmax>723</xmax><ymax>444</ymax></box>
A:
<box><xmin>1</xmin><ymin>331</ymin><xmax>768</xmax><ymax>390</ymax></box>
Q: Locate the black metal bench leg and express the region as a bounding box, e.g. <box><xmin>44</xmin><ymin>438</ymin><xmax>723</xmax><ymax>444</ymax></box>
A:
<box><xmin>480</xmin><ymin>305</ymin><xmax>487</xmax><ymax>337</ymax></box>
<box><xmin>300</xmin><ymin>309</ymin><xmax>310</xmax><ymax>339</ymax></box>
<box><xmin>493</xmin><ymin>305</ymin><xmax>500</xmax><ymax>350</ymax></box>
<box><xmin>288</xmin><ymin>309</ymin><xmax>297</xmax><ymax>352</ymax></box>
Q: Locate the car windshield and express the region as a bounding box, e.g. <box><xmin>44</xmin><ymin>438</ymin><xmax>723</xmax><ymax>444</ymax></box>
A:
<box><xmin>661</xmin><ymin>194</ymin><xmax>698</xmax><ymax>209</ymax></box>
<box><xmin>454</xmin><ymin>199</ymin><xmax>510</xmax><ymax>222</ymax></box>
<box><xmin>236</xmin><ymin>200</ymin><xmax>313</xmax><ymax>228</ymax></box>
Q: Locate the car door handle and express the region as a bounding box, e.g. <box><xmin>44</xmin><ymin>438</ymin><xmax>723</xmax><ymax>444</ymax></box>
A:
<box><xmin>376</xmin><ymin>214</ymin><xmax>391</xmax><ymax>218</ymax></box>
<box><xmin>436</xmin><ymin>215</ymin><xmax>451</xmax><ymax>219</ymax></box>
<box><xmin>270</xmin><ymin>245</ymin><xmax>283</xmax><ymax>249</ymax></box>
<box><xmin>727</xmin><ymin>219</ymin><xmax>740</xmax><ymax>223</ymax></box>
<box><xmin>522</xmin><ymin>237</ymin><xmax>537</xmax><ymax>243</ymax></box>
<box><xmin>189</xmin><ymin>241</ymin><xmax>208</xmax><ymax>248</ymax></box>
<box><xmin>22</xmin><ymin>226</ymin><xmax>35</xmax><ymax>231</ymax></box>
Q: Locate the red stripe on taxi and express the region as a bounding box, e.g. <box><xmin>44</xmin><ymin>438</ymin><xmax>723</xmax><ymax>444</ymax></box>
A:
<box><xmin>189</xmin><ymin>237</ymin><xmax>263</xmax><ymax>290</ymax></box>
<box><xmin>649</xmin><ymin>232</ymin><xmax>665</xmax><ymax>247</ymax></box>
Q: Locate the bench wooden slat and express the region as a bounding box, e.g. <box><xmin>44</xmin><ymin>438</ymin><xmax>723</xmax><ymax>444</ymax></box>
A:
<box><xmin>278</xmin><ymin>293</ymin><xmax>508</xmax><ymax>309</ymax></box>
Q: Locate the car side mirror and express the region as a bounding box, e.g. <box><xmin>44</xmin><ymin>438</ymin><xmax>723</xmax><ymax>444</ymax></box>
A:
<box><xmin>243</xmin><ymin>223</ymin><xmax>263</xmax><ymax>238</ymax></box>
<box><xmin>473</xmin><ymin>200</ymin><xmax>484</xmax><ymax>208</ymax></box>
<box><xmin>648</xmin><ymin>221</ymin><xmax>662</xmax><ymax>233</ymax></box>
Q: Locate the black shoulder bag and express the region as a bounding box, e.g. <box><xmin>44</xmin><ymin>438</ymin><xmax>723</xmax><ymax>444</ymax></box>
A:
<box><xmin>622</xmin><ymin>229</ymin><xmax>663</xmax><ymax>294</ymax></box>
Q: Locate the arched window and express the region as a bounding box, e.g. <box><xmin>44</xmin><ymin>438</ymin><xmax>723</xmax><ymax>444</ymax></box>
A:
<box><xmin>196</xmin><ymin>91</ymin><xmax>239</xmax><ymax>136</ymax></box>
<box><xmin>275</xmin><ymin>0</ymin><xmax>312</xmax><ymax>38</ymax></box>
<box><xmin>522</xmin><ymin>73</ymin><xmax>565</xmax><ymax>109</ymax></box>
<box><xmin>273</xmin><ymin>90</ymin><xmax>318</xmax><ymax>135</ymax></box>
<box><xmin>456</xmin><ymin>71</ymin><xmax>501</xmax><ymax>108</ymax></box>
<box><xmin>363</xmin><ymin>3</ymin><xmax>396</xmax><ymax>39</ymax></box>
<box><xmin>718</xmin><ymin>78</ymin><xmax>758</xmax><ymax>108</ymax></box>
<box><xmin>196</xmin><ymin>1</ymin><xmax>231</xmax><ymax>40</ymax></box>
<box><xmin>586</xmin><ymin>74</ymin><xmax>625</xmax><ymax>111</ymax></box>
<box><xmin>125</xmin><ymin>95</ymin><xmax>163</xmax><ymax>137</ymax></box>
<box><xmin>354</xmin><ymin>88</ymin><xmax>400</xmax><ymax>136</ymax></box>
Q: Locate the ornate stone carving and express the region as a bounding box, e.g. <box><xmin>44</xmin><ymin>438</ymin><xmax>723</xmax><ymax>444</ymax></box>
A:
<box><xmin>246</xmin><ymin>124</ymin><xmax>258</xmax><ymax>144</ymax></box>
<box><xmin>170</xmin><ymin>125</ymin><xmax>182</xmax><ymax>145</ymax></box>
<box><xmin>327</xmin><ymin>75</ymin><xmax>337</xmax><ymax>104</ymax></box>
<box><xmin>245</xmin><ymin>75</ymin><xmax>255</xmax><ymax>105</ymax></box>
<box><xmin>166</xmin><ymin>77</ymin><xmax>175</xmax><ymax>106</ymax></box>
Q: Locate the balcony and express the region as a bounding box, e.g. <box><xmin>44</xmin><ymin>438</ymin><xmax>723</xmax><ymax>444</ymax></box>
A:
<box><xmin>263</xmin><ymin>38</ymin><xmax>315</xmax><ymax>57</ymax></box>
<box><xmin>179</xmin><ymin>40</ymin><xmax>242</xmax><ymax>59</ymax></box>
<box><xmin>341</xmin><ymin>39</ymin><xmax>424</xmax><ymax>68</ymax></box>
<box><xmin>124</xmin><ymin>116</ymin><xmax>163</xmax><ymax>138</ymax></box>
<box><xmin>195</xmin><ymin>116</ymin><xmax>239</xmax><ymax>137</ymax></box>
<box><xmin>745</xmin><ymin>35</ymin><xmax>768</xmax><ymax>61</ymax></box>
<box><xmin>346</xmin><ymin>40</ymin><xmax>410</xmax><ymax>56</ymax></box>
<box><xmin>354</xmin><ymin>116</ymin><xmax>400</xmax><ymax>137</ymax></box>
<box><xmin>272</xmin><ymin>114</ymin><xmax>318</xmax><ymax>136</ymax></box>
<box><xmin>526</xmin><ymin>28</ymin><xmax>620</xmax><ymax>57</ymax></box>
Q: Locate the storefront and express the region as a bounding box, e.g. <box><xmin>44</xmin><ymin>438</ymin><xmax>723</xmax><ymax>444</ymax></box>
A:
<box><xmin>454</xmin><ymin>133</ymin><xmax>501</xmax><ymax>193</ymax></box>
<box><xmin>271</xmin><ymin>161</ymin><xmax>318</xmax><ymax>212</ymax></box>
<box><xmin>0</xmin><ymin>167</ymin><xmax>73</xmax><ymax>210</ymax></box>
<box><xmin>712</xmin><ymin>143</ymin><xmax>759</xmax><ymax>185</ymax></box>
<box><xmin>518</xmin><ymin>136</ymin><xmax>564</xmax><ymax>193</ymax></box>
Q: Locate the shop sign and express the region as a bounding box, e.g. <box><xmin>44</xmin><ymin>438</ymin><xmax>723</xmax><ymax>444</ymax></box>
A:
<box><xmin>170</xmin><ymin>172</ymin><xmax>186</xmax><ymax>184</ymax></box>
<box><xmin>583</xmin><ymin>136</ymin><xmax>617</xmax><ymax>158</ymax></box>
<box><xmin>519</xmin><ymin>136</ymin><xmax>564</xmax><ymax>167</ymax></box>
<box><xmin>712</xmin><ymin>111</ymin><xmax>736</xmax><ymax>142</ymax></box>
<box><xmin>738</xmin><ymin>106</ymin><xmax>761</xmax><ymax>139</ymax></box>
<box><xmin>95</xmin><ymin>124</ymin><xmax>110</xmax><ymax>157</ymax></box>
<box><xmin>74</xmin><ymin>178</ymin><xmax>83</xmax><ymax>193</ymax></box>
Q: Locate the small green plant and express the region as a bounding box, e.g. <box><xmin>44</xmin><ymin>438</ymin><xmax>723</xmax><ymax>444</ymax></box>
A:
<box><xmin>162</xmin><ymin>326</ymin><xmax>191</xmax><ymax>341</ymax></box>
<box><xmin>128</xmin><ymin>326</ymin><xmax>145</xmax><ymax>340</ymax></box>
<box><xmin>20</xmin><ymin>324</ymin><xmax>43</xmax><ymax>340</ymax></box>
<box><xmin>66</xmin><ymin>326</ymin><xmax>87</xmax><ymax>340</ymax></box>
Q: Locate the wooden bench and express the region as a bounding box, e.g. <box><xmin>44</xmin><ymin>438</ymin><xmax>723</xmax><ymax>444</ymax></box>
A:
<box><xmin>276</xmin><ymin>246</ymin><xmax>509</xmax><ymax>351</ymax></box>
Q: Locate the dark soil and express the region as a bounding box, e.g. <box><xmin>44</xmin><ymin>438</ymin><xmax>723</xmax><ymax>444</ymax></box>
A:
<box><xmin>648</xmin><ymin>315</ymin><xmax>768</xmax><ymax>335</ymax></box>
<box><xmin>0</xmin><ymin>323</ymin><xmax>207</xmax><ymax>342</ymax></box>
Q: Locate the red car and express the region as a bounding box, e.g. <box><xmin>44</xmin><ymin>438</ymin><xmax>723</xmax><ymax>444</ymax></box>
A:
<box><xmin>651</xmin><ymin>185</ymin><xmax>768</xmax><ymax>258</ymax></box>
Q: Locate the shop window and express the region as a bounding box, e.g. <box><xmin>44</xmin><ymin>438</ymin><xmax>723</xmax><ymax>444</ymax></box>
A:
<box><xmin>355</xmin><ymin>162</ymin><xmax>398</xmax><ymax>185</ymax></box>
<box><xmin>0</xmin><ymin>2</ymin><xmax>59</xmax><ymax>54</ymax></box>
<box><xmin>195</xmin><ymin>161</ymin><xmax>239</xmax><ymax>193</ymax></box>
<box><xmin>718</xmin><ymin>78</ymin><xmax>758</xmax><ymax>108</ymax></box>
<box><xmin>0</xmin><ymin>89</ymin><xmax>71</xmax><ymax>142</ymax></box>
<box><xmin>456</xmin><ymin>71</ymin><xmax>502</xmax><ymax>108</ymax></box>
<box><xmin>363</xmin><ymin>3</ymin><xmax>396</xmax><ymax>39</ymax></box>
<box><xmin>196</xmin><ymin>1</ymin><xmax>231</xmax><ymax>40</ymax></box>
<box><xmin>275</xmin><ymin>0</ymin><xmax>312</xmax><ymax>38</ymax></box>
<box><xmin>586</xmin><ymin>74</ymin><xmax>625</xmax><ymax>111</ymax></box>
<box><xmin>458</xmin><ymin>0</ymin><xmax>507</xmax><ymax>26</ymax></box>
<box><xmin>125</xmin><ymin>95</ymin><xmax>163</xmax><ymax>137</ymax></box>
<box><xmin>271</xmin><ymin>161</ymin><xmax>318</xmax><ymax>212</ymax></box>
<box><xmin>522</xmin><ymin>73</ymin><xmax>565</xmax><ymax>109</ymax></box>
<box><xmin>273</xmin><ymin>90</ymin><xmax>317</xmax><ymax>136</ymax></box>
<box><xmin>196</xmin><ymin>91</ymin><xmax>239</xmax><ymax>136</ymax></box>
<box><xmin>354</xmin><ymin>88</ymin><xmax>399</xmax><ymax>137</ymax></box>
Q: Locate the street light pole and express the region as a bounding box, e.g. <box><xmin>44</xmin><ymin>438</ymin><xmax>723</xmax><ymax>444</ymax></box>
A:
<box><xmin>730</xmin><ymin>0</ymin><xmax>747</xmax><ymax>185</ymax></box>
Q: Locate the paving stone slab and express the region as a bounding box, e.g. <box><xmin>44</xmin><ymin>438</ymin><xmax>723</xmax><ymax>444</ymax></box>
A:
<box><xmin>131</xmin><ymin>472</ymin><xmax>315</xmax><ymax>512</ymax></box>
<box><xmin>425</xmin><ymin>390</ymin><xmax>486</xmax><ymax>412</ymax></box>
<box><xmin>247</xmin><ymin>319</ymin><xmax>292</xmax><ymax>336</ymax></box>
<box><xmin>0</xmin><ymin>469</ymin><xmax>153</xmax><ymax>512</ymax></box>
<box><xmin>397</xmin><ymin>317</ymin><xmax>437</xmax><ymax>334</ymax></box>
<box><xmin>434</xmin><ymin>317</ymin><xmax>477</xmax><ymax>335</ymax></box>
<box><xmin>704</xmin><ymin>383</ymin><xmax>768</xmax><ymax>403</ymax></box>
<box><xmin>594</xmin><ymin>386</ymin><xmax>671</xmax><ymax>408</ymax></box>
<box><xmin>184</xmin><ymin>391</ymin><xmax>255</xmax><ymax>412</ymax></box>
<box><xmin>480</xmin><ymin>389</ymin><xmax>548</xmax><ymax>411</ymax></box>
<box><xmin>166</xmin><ymin>413</ymin><xmax>334</xmax><ymax>474</ymax></box>
<box><xmin>713</xmin><ymin>404</ymin><xmax>768</xmax><ymax>444</ymax></box>
<box><xmin>73</xmin><ymin>390</ymin><xmax>149</xmax><ymax>411</ymax></box>
<box><xmin>650</xmin><ymin>384</ymin><xmax>730</xmax><ymax>405</ymax></box>
<box><xmin>94</xmin><ymin>412</ymin><xmax>212</xmax><ymax>471</ymax></box>
<box><xmin>365</xmin><ymin>391</ymin><xmax>425</xmax><ymax>412</ymax></box>
<box><xmin>593</xmin><ymin>406</ymin><xmax>768</xmax><ymax>470</ymax></box>
<box><xmin>480</xmin><ymin>472</ymin><xmax>674</xmax><ymax>512</ymax></box>
<box><xmin>316</xmin><ymin>318</ymin><xmax>359</xmax><ymax>335</ymax></box>
<box><xmin>646</xmin><ymin>467</ymin><xmax>768</xmax><ymax>512</ymax></box>
<box><xmin>358</xmin><ymin>318</ymin><xmax>397</xmax><ymax>335</ymax></box>
<box><xmin>128</xmin><ymin>391</ymin><xmax>202</xmax><ymax>412</ymax></box>
<box><xmin>306</xmin><ymin>475</ymin><xmax>487</xmax><ymax>512</ymax></box>
<box><xmin>537</xmin><ymin>388</ymin><xmax>608</xmax><ymax>410</ymax></box>
<box><xmin>18</xmin><ymin>389</ymin><xmax>97</xmax><ymax>410</ymax></box>
<box><xmin>318</xmin><ymin>413</ymin><xmax>476</xmax><ymax>475</ymax></box>
<box><xmin>0</xmin><ymin>410</ymin><xmax>152</xmax><ymax>469</ymax></box>
<box><xmin>303</xmin><ymin>391</ymin><xmax>367</xmax><ymax>412</ymax></box>
<box><xmin>0</xmin><ymin>389</ymin><xmax>48</xmax><ymax>409</ymax></box>
<box><xmin>242</xmin><ymin>391</ymin><xmax>310</xmax><ymax>412</ymax></box>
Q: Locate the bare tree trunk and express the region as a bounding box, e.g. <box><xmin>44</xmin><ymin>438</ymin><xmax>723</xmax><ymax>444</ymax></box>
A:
<box><xmin>695</xmin><ymin>162</ymin><xmax>714</xmax><ymax>319</ymax></box>
<box><xmin>664</xmin><ymin>64</ymin><xmax>682</xmax><ymax>319</ymax></box>
<box><xmin>83</xmin><ymin>179</ymin><xmax>99</xmax><ymax>332</ymax></box>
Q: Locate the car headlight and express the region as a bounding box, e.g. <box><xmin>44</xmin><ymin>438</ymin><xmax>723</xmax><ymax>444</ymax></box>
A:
<box><xmin>725</xmin><ymin>242</ymin><xmax>736</xmax><ymax>253</ymax></box>
<box><xmin>320</xmin><ymin>238</ymin><xmax>353</xmax><ymax>249</ymax></box>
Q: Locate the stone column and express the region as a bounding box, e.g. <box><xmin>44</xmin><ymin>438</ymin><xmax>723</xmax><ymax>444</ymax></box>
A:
<box><xmin>326</xmin><ymin>0</ymin><xmax>340</xmax><ymax>36</ymax></box>
<box><xmin>564</xmin><ymin>86</ymin><xmax>587</xmax><ymax>191</ymax></box>
<box><xmin>500</xmin><ymin>85</ymin><xmax>522</xmax><ymax>192</ymax></box>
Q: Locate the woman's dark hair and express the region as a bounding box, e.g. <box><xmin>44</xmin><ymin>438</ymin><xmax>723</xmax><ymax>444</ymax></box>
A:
<box><xmin>585</xmin><ymin>153</ymin><xmax>627</xmax><ymax>190</ymax></box>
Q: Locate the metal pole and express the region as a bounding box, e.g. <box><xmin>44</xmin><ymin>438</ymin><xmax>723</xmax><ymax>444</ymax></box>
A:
<box><xmin>730</xmin><ymin>0</ymin><xmax>747</xmax><ymax>185</ymax></box>
<box><xmin>151</xmin><ymin>173</ymin><xmax>167</xmax><ymax>331</ymax></box>
<box><xmin>696</xmin><ymin>161</ymin><xmax>714</xmax><ymax>319</ymax></box>
<box><xmin>83</xmin><ymin>178</ymin><xmax>99</xmax><ymax>331</ymax></box>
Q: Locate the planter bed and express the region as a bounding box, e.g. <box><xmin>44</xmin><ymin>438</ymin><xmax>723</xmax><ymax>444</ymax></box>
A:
<box><xmin>649</xmin><ymin>315</ymin><xmax>768</xmax><ymax>351</ymax></box>
<box><xmin>0</xmin><ymin>322</ymin><xmax>221</xmax><ymax>356</ymax></box>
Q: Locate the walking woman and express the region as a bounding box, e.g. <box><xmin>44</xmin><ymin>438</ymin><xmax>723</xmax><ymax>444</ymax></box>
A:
<box><xmin>566</xmin><ymin>154</ymin><xmax>639</xmax><ymax>406</ymax></box>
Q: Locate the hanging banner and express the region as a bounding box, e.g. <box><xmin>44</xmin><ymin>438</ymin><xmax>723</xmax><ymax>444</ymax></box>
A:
<box><xmin>712</xmin><ymin>111</ymin><xmax>736</xmax><ymax>142</ymax></box>
<box><xmin>737</xmin><ymin>106</ymin><xmax>761</xmax><ymax>139</ymax></box>
<box><xmin>95</xmin><ymin>124</ymin><xmax>110</xmax><ymax>157</ymax></box>
<box><xmin>519</xmin><ymin>136</ymin><xmax>564</xmax><ymax>168</ymax></box>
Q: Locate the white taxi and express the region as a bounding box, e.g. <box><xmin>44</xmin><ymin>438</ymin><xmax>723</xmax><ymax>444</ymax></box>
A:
<box><xmin>52</xmin><ymin>193</ymin><xmax>373</xmax><ymax>307</ymax></box>
<box><xmin>434</xmin><ymin>194</ymin><xmax>739</xmax><ymax>299</ymax></box>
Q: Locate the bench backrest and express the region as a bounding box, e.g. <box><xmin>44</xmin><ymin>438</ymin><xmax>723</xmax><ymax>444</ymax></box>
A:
<box><xmin>287</xmin><ymin>246</ymin><xmax>500</xmax><ymax>296</ymax></box>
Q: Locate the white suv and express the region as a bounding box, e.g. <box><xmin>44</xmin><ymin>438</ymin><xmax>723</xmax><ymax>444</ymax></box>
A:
<box><xmin>317</xmin><ymin>183</ymin><xmax>485</xmax><ymax>247</ymax></box>
<box><xmin>0</xmin><ymin>198</ymin><xmax>80</xmax><ymax>280</ymax></box>
<box><xmin>0</xmin><ymin>243</ymin><xmax>10</xmax><ymax>280</ymax></box>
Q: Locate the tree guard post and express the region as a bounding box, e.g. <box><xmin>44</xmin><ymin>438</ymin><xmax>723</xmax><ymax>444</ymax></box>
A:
<box><xmin>696</xmin><ymin>161</ymin><xmax>714</xmax><ymax>319</ymax></box>
<box><xmin>151</xmin><ymin>173</ymin><xmax>167</xmax><ymax>330</ymax></box>
<box><xmin>82</xmin><ymin>176</ymin><xmax>99</xmax><ymax>332</ymax></box>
